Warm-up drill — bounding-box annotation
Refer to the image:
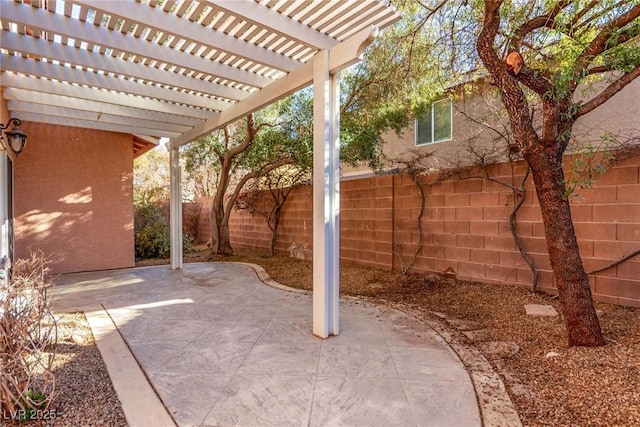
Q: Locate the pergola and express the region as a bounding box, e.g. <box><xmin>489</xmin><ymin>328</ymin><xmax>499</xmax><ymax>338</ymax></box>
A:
<box><xmin>0</xmin><ymin>0</ymin><xmax>400</xmax><ymax>338</ymax></box>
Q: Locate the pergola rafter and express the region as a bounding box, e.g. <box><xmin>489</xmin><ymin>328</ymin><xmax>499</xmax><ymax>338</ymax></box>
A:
<box><xmin>0</xmin><ymin>0</ymin><xmax>400</xmax><ymax>338</ymax></box>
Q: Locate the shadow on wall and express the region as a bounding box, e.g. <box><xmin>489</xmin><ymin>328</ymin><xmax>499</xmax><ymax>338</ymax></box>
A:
<box><xmin>16</xmin><ymin>175</ymin><xmax>134</xmax><ymax>274</ymax></box>
<box><xmin>13</xmin><ymin>122</ymin><xmax>135</xmax><ymax>274</ymax></box>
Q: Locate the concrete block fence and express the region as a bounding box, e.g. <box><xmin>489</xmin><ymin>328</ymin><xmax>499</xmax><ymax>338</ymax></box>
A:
<box><xmin>193</xmin><ymin>155</ymin><xmax>640</xmax><ymax>307</ymax></box>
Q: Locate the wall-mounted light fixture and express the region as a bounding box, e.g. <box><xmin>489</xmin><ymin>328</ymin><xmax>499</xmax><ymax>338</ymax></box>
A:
<box><xmin>0</xmin><ymin>118</ymin><xmax>28</xmax><ymax>157</ymax></box>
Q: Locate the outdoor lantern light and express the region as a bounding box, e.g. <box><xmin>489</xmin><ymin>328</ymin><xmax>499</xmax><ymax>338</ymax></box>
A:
<box><xmin>0</xmin><ymin>118</ymin><xmax>28</xmax><ymax>157</ymax></box>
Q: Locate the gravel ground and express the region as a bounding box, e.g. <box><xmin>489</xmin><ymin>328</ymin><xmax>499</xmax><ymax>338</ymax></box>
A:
<box><xmin>21</xmin><ymin>247</ymin><xmax>637</xmax><ymax>427</ymax></box>
<box><xmin>5</xmin><ymin>313</ymin><xmax>127</xmax><ymax>427</ymax></box>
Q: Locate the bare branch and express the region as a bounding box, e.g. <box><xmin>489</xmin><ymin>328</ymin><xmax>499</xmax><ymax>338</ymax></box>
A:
<box><xmin>577</xmin><ymin>65</ymin><xmax>640</xmax><ymax>118</ymax></box>
<box><xmin>516</xmin><ymin>67</ymin><xmax>554</xmax><ymax>97</ymax></box>
<box><xmin>227</xmin><ymin>114</ymin><xmax>257</xmax><ymax>159</ymax></box>
<box><xmin>508</xmin><ymin>166</ymin><xmax>539</xmax><ymax>292</ymax></box>
<box><xmin>510</xmin><ymin>0</ymin><xmax>573</xmax><ymax>51</ymax></box>
<box><xmin>567</xmin><ymin>0</ymin><xmax>599</xmax><ymax>29</ymax></box>
<box><xmin>586</xmin><ymin>65</ymin><xmax>610</xmax><ymax>75</ymax></box>
<box><xmin>1</xmin><ymin>251</ymin><xmax>57</xmax><ymax>415</ymax></box>
<box><xmin>222</xmin><ymin>158</ymin><xmax>294</xmax><ymax>226</ymax></box>
<box><xmin>587</xmin><ymin>248</ymin><xmax>640</xmax><ymax>275</ymax></box>
<box><xmin>574</xmin><ymin>0</ymin><xmax>631</xmax><ymax>34</ymax></box>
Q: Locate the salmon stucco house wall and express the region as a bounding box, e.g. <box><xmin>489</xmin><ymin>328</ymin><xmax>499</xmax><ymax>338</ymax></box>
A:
<box><xmin>2</xmin><ymin>96</ymin><xmax>154</xmax><ymax>274</ymax></box>
<box><xmin>14</xmin><ymin>122</ymin><xmax>134</xmax><ymax>274</ymax></box>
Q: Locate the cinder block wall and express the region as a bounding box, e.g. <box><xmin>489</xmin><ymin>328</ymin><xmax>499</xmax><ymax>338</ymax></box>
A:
<box><xmin>14</xmin><ymin>122</ymin><xmax>135</xmax><ymax>274</ymax></box>
<box><xmin>194</xmin><ymin>155</ymin><xmax>640</xmax><ymax>307</ymax></box>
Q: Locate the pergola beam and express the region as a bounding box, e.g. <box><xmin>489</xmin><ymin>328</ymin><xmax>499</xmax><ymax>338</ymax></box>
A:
<box><xmin>2</xmin><ymin>1</ymin><xmax>273</xmax><ymax>89</ymax></box>
<box><xmin>206</xmin><ymin>0</ymin><xmax>338</xmax><ymax>50</ymax></box>
<box><xmin>13</xmin><ymin>111</ymin><xmax>181</xmax><ymax>138</ymax></box>
<box><xmin>170</xmin><ymin>26</ymin><xmax>378</xmax><ymax>148</ymax></box>
<box><xmin>3</xmin><ymin>86</ymin><xmax>210</xmax><ymax>124</ymax></box>
<box><xmin>0</xmin><ymin>32</ymin><xmax>250</xmax><ymax>102</ymax></box>
<box><xmin>7</xmin><ymin>101</ymin><xmax>191</xmax><ymax>135</ymax></box>
<box><xmin>76</xmin><ymin>0</ymin><xmax>300</xmax><ymax>72</ymax></box>
<box><xmin>0</xmin><ymin>54</ymin><xmax>229</xmax><ymax>112</ymax></box>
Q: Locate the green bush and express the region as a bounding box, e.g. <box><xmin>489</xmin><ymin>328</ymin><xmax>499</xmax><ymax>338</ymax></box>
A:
<box><xmin>134</xmin><ymin>199</ymin><xmax>196</xmax><ymax>261</ymax></box>
<box><xmin>135</xmin><ymin>222</ymin><xmax>170</xmax><ymax>260</ymax></box>
<box><xmin>134</xmin><ymin>200</ymin><xmax>169</xmax><ymax>261</ymax></box>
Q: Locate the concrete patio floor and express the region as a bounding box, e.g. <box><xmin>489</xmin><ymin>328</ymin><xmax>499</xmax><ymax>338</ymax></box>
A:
<box><xmin>52</xmin><ymin>262</ymin><xmax>482</xmax><ymax>427</ymax></box>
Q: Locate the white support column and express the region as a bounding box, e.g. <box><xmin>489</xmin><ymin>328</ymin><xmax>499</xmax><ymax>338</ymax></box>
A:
<box><xmin>312</xmin><ymin>50</ymin><xmax>340</xmax><ymax>338</ymax></box>
<box><xmin>0</xmin><ymin>152</ymin><xmax>9</xmax><ymax>280</ymax></box>
<box><xmin>169</xmin><ymin>146</ymin><xmax>183</xmax><ymax>270</ymax></box>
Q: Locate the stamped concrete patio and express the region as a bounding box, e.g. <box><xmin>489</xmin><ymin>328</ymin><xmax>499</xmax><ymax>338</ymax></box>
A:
<box><xmin>52</xmin><ymin>262</ymin><xmax>481</xmax><ymax>427</ymax></box>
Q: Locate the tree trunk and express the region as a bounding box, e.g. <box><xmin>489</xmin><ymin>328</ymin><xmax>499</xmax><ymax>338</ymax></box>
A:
<box><xmin>216</xmin><ymin>221</ymin><xmax>233</xmax><ymax>255</ymax></box>
<box><xmin>526</xmin><ymin>149</ymin><xmax>605</xmax><ymax>346</ymax></box>
<box><xmin>210</xmin><ymin>199</ymin><xmax>233</xmax><ymax>255</ymax></box>
<box><xmin>268</xmin><ymin>207</ymin><xmax>281</xmax><ymax>257</ymax></box>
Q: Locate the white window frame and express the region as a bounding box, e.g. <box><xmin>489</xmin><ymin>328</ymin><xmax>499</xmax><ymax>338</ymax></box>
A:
<box><xmin>415</xmin><ymin>98</ymin><xmax>453</xmax><ymax>146</ymax></box>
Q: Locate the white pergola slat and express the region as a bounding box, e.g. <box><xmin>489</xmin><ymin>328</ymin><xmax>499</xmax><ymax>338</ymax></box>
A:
<box><xmin>2</xmin><ymin>79</ymin><xmax>212</xmax><ymax>123</ymax></box>
<box><xmin>210</xmin><ymin>0</ymin><xmax>338</xmax><ymax>50</ymax></box>
<box><xmin>0</xmin><ymin>0</ymin><xmax>400</xmax><ymax>339</ymax></box>
<box><xmin>1</xmin><ymin>0</ymin><xmax>397</xmax><ymax>140</ymax></box>
<box><xmin>2</xmin><ymin>1</ymin><xmax>273</xmax><ymax>88</ymax></box>
<box><xmin>1</xmin><ymin>54</ymin><xmax>228</xmax><ymax>112</ymax></box>
<box><xmin>1</xmin><ymin>32</ymin><xmax>251</xmax><ymax>100</ymax></box>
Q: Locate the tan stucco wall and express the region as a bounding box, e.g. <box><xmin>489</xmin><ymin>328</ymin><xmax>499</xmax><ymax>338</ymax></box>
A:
<box><xmin>341</xmin><ymin>77</ymin><xmax>640</xmax><ymax>178</ymax></box>
<box><xmin>13</xmin><ymin>122</ymin><xmax>135</xmax><ymax>274</ymax></box>
<box><xmin>572</xmin><ymin>77</ymin><xmax>640</xmax><ymax>145</ymax></box>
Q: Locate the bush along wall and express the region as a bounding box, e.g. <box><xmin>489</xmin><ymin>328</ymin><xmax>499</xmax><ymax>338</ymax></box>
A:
<box><xmin>134</xmin><ymin>199</ymin><xmax>199</xmax><ymax>261</ymax></box>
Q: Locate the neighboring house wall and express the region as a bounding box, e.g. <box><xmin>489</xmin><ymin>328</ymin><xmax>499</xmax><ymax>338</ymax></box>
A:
<box><xmin>13</xmin><ymin>122</ymin><xmax>135</xmax><ymax>274</ymax></box>
<box><xmin>194</xmin><ymin>153</ymin><xmax>640</xmax><ymax>307</ymax></box>
<box><xmin>343</xmin><ymin>77</ymin><xmax>640</xmax><ymax>178</ymax></box>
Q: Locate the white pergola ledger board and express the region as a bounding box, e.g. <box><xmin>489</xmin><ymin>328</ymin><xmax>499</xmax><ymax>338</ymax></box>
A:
<box><xmin>0</xmin><ymin>0</ymin><xmax>400</xmax><ymax>339</ymax></box>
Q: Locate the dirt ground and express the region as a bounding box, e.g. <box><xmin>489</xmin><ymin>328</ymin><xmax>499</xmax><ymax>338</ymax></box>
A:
<box><xmin>164</xmin><ymin>245</ymin><xmax>640</xmax><ymax>427</ymax></box>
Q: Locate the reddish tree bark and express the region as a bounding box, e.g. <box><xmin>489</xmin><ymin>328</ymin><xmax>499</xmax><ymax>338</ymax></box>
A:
<box><xmin>474</xmin><ymin>0</ymin><xmax>640</xmax><ymax>346</ymax></box>
<box><xmin>209</xmin><ymin>115</ymin><xmax>293</xmax><ymax>255</ymax></box>
<box><xmin>525</xmin><ymin>148</ymin><xmax>603</xmax><ymax>346</ymax></box>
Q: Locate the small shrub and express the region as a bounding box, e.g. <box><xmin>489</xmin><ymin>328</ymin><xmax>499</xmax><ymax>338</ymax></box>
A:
<box><xmin>19</xmin><ymin>390</ymin><xmax>48</xmax><ymax>420</ymax></box>
<box><xmin>134</xmin><ymin>198</ymin><xmax>197</xmax><ymax>261</ymax></box>
<box><xmin>0</xmin><ymin>251</ymin><xmax>57</xmax><ymax>418</ymax></box>
<box><xmin>135</xmin><ymin>222</ymin><xmax>170</xmax><ymax>260</ymax></box>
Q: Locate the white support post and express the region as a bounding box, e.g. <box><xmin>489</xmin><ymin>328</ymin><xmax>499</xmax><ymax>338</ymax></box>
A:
<box><xmin>312</xmin><ymin>50</ymin><xmax>340</xmax><ymax>338</ymax></box>
<box><xmin>0</xmin><ymin>152</ymin><xmax>9</xmax><ymax>281</ymax></box>
<box><xmin>169</xmin><ymin>146</ymin><xmax>183</xmax><ymax>270</ymax></box>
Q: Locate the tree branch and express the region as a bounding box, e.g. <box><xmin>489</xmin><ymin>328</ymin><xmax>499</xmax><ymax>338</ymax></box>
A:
<box><xmin>478</xmin><ymin>0</ymin><xmax>540</xmax><ymax>152</ymax></box>
<box><xmin>227</xmin><ymin>114</ymin><xmax>257</xmax><ymax>159</ymax></box>
<box><xmin>587</xmin><ymin>249</ymin><xmax>640</xmax><ymax>275</ymax></box>
<box><xmin>511</xmin><ymin>0</ymin><xmax>573</xmax><ymax>51</ymax></box>
<box><xmin>574</xmin><ymin>3</ymin><xmax>640</xmax><ymax>81</ymax></box>
<box><xmin>587</xmin><ymin>65</ymin><xmax>610</xmax><ymax>75</ymax></box>
<box><xmin>574</xmin><ymin>0</ymin><xmax>631</xmax><ymax>34</ymax></box>
<box><xmin>567</xmin><ymin>0</ymin><xmax>599</xmax><ymax>30</ymax></box>
<box><xmin>577</xmin><ymin>65</ymin><xmax>640</xmax><ymax>118</ymax></box>
<box><xmin>477</xmin><ymin>1</ymin><xmax>505</xmax><ymax>73</ymax></box>
<box><xmin>508</xmin><ymin>166</ymin><xmax>539</xmax><ymax>292</ymax></box>
<box><xmin>223</xmin><ymin>158</ymin><xmax>294</xmax><ymax>225</ymax></box>
<box><xmin>516</xmin><ymin>67</ymin><xmax>554</xmax><ymax>97</ymax></box>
